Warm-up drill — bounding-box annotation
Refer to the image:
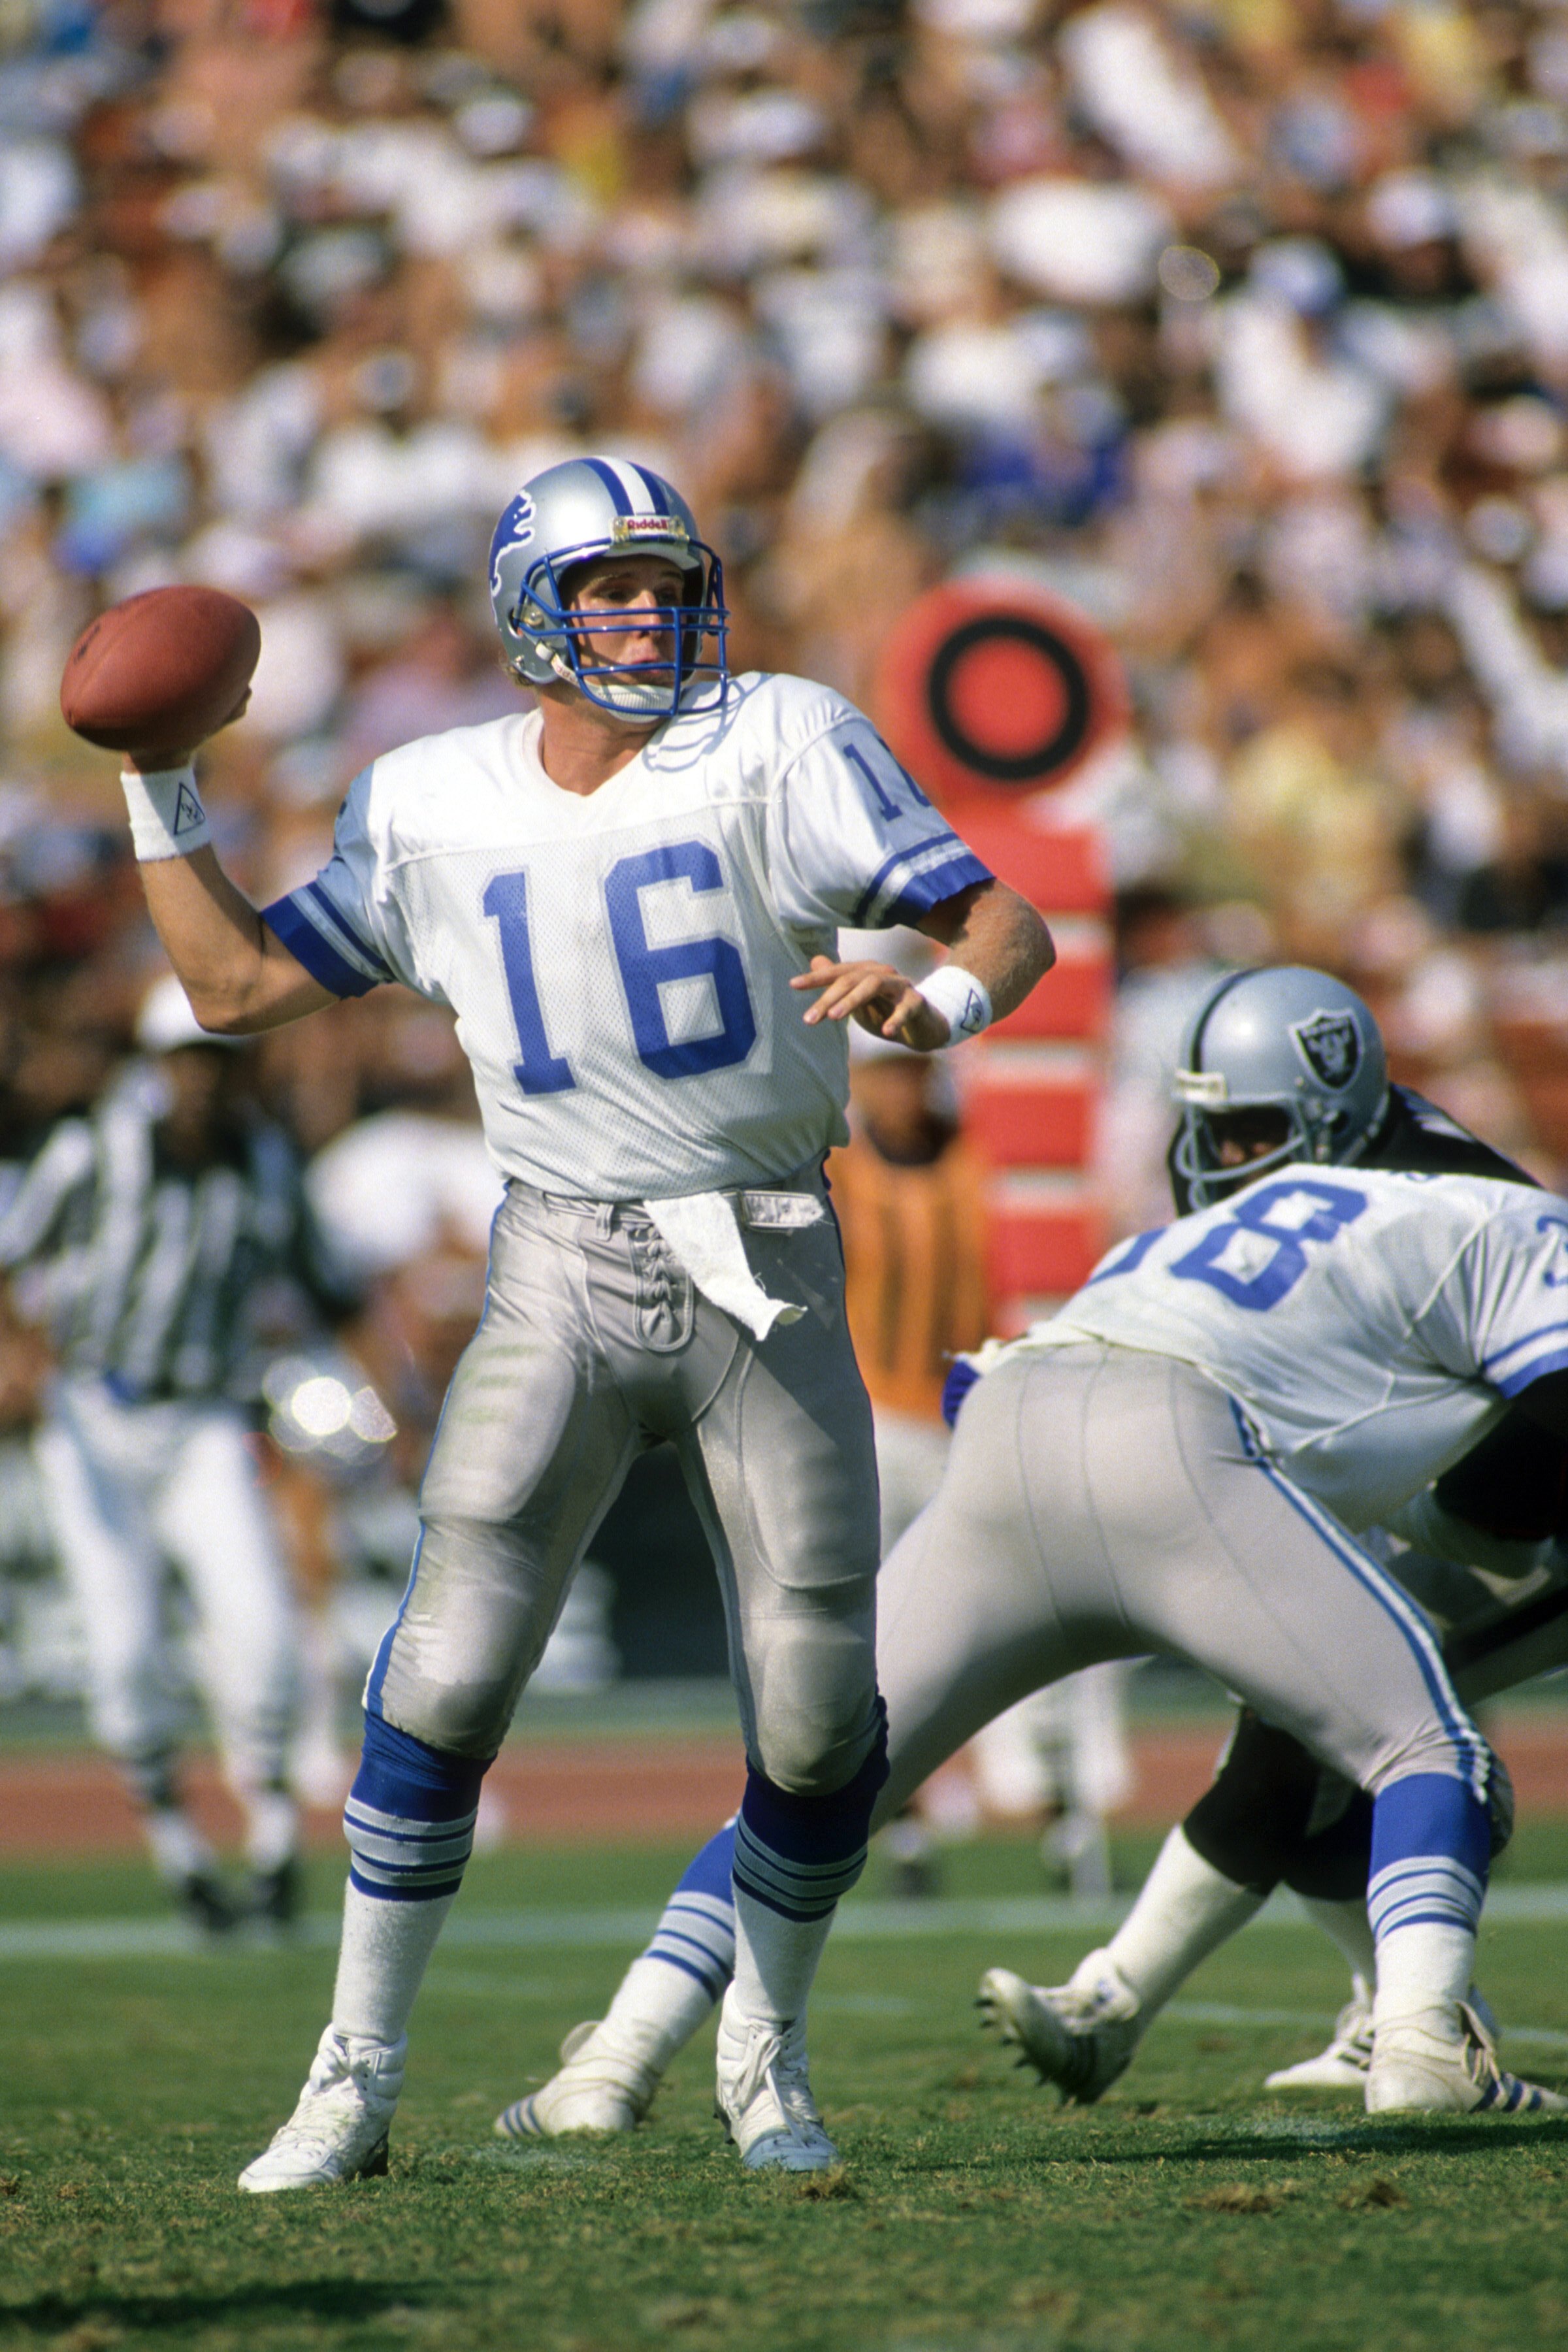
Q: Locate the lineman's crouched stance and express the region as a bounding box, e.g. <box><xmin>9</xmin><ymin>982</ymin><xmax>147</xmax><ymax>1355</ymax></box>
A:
<box><xmin>515</xmin><ymin>970</ymin><xmax>1568</xmax><ymax>2127</ymax></box>
<box><xmin>106</xmin><ymin>454</ymin><xmax>1051</xmax><ymax>2186</ymax></box>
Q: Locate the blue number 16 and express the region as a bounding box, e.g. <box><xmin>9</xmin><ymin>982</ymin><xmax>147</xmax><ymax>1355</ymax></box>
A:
<box><xmin>485</xmin><ymin>840</ymin><xmax>757</xmax><ymax>1096</ymax></box>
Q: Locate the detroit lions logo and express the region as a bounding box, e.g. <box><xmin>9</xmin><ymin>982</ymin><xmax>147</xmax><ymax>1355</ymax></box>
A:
<box><xmin>489</xmin><ymin>491</ymin><xmax>536</xmax><ymax>604</ymax></box>
<box><xmin>1291</xmin><ymin>1009</ymin><xmax>1361</xmax><ymax>1090</ymax></box>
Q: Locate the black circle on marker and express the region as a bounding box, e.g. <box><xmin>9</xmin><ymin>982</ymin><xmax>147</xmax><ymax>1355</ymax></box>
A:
<box><xmin>925</xmin><ymin>615</ymin><xmax>1092</xmax><ymax>783</ymax></box>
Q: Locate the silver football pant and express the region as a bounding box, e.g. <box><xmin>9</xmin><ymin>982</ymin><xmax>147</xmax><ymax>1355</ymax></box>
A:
<box><xmin>370</xmin><ymin>1171</ymin><xmax>883</xmax><ymax>1791</ymax></box>
<box><xmin>868</xmin><ymin>1345</ymin><xmax>1488</xmax><ymax>1829</ymax></box>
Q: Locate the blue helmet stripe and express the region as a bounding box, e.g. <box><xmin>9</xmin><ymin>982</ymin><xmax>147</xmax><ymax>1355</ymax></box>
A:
<box><xmin>581</xmin><ymin>456</ymin><xmax>632</xmax><ymax>514</ymax></box>
<box><xmin>629</xmin><ymin>460</ymin><xmax>670</xmax><ymax>512</ymax></box>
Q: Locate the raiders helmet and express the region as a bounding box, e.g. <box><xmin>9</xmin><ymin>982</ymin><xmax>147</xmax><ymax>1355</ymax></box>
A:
<box><xmin>487</xmin><ymin>456</ymin><xmax>727</xmax><ymax>723</ymax></box>
<box><xmin>1171</xmin><ymin>966</ymin><xmax>1389</xmax><ymax>1208</ymax></box>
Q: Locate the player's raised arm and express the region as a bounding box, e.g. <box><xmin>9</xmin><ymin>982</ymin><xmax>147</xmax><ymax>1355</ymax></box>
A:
<box><xmin>59</xmin><ymin>589</ymin><xmax>336</xmax><ymax>1034</ymax></box>
<box><xmin>131</xmin><ymin>809</ymin><xmax>337</xmax><ymax>1034</ymax></box>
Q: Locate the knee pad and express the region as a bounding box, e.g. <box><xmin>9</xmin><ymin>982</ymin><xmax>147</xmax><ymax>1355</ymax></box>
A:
<box><xmin>734</xmin><ymin>1703</ymin><xmax>889</xmax><ymax>1921</ymax></box>
<box><xmin>344</xmin><ymin>1710</ymin><xmax>491</xmax><ymax>1903</ymax></box>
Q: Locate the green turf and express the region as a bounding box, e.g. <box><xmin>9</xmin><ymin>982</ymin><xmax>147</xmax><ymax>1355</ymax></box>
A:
<box><xmin>5</xmin><ymin>1835</ymin><xmax>1568</xmax><ymax>2352</ymax></box>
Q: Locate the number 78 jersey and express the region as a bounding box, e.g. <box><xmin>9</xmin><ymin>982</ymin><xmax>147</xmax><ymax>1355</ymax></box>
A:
<box><xmin>263</xmin><ymin>671</ymin><xmax>990</xmax><ymax>1201</ymax></box>
<box><xmin>1017</xmin><ymin>1166</ymin><xmax>1568</xmax><ymax>1532</ymax></box>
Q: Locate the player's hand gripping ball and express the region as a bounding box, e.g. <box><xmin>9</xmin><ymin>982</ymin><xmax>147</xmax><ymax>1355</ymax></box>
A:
<box><xmin>60</xmin><ymin>587</ymin><xmax>261</xmax><ymax>761</ymax></box>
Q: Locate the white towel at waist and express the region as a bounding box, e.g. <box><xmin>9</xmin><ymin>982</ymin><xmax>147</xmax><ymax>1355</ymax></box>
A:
<box><xmin>641</xmin><ymin>1188</ymin><xmax>821</xmax><ymax>1341</ymax></box>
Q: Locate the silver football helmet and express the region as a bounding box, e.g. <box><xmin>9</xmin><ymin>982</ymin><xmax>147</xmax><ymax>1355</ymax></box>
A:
<box><xmin>1171</xmin><ymin>966</ymin><xmax>1388</xmax><ymax>1208</ymax></box>
<box><xmin>487</xmin><ymin>455</ymin><xmax>727</xmax><ymax>723</ymax></box>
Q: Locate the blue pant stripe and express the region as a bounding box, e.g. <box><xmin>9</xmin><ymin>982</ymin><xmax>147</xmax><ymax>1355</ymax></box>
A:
<box><xmin>1230</xmin><ymin>1403</ymin><xmax>1486</xmax><ymax>1798</ymax></box>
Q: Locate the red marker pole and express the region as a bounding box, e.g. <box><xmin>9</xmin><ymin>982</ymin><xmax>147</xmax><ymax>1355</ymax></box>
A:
<box><xmin>873</xmin><ymin>576</ymin><xmax>1129</xmax><ymax>1333</ymax></box>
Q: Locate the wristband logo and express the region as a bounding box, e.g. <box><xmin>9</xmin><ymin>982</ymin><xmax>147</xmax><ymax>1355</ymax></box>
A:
<box><xmin>173</xmin><ymin>781</ymin><xmax>205</xmax><ymax>836</ymax></box>
<box><xmin>955</xmin><ymin>985</ymin><xmax>986</xmax><ymax>1035</ymax></box>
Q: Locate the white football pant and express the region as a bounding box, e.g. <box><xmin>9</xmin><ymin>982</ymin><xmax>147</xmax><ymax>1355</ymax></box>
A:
<box><xmin>33</xmin><ymin>1375</ymin><xmax>301</xmax><ymax>1862</ymax></box>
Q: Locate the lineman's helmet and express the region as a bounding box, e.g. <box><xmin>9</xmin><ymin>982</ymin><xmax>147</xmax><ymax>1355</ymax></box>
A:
<box><xmin>1171</xmin><ymin>965</ymin><xmax>1388</xmax><ymax>1208</ymax></box>
<box><xmin>487</xmin><ymin>456</ymin><xmax>727</xmax><ymax>723</ymax></box>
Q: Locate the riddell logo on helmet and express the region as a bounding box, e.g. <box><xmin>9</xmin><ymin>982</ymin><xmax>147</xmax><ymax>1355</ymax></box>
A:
<box><xmin>1291</xmin><ymin>1011</ymin><xmax>1362</xmax><ymax>1090</ymax></box>
<box><xmin>611</xmin><ymin>514</ymin><xmax>689</xmax><ymax>543</ymax></box>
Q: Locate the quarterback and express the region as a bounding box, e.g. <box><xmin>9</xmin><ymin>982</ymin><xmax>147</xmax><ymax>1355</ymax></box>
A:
<box><xmin>111</xmin><ymin>457</ymin><xmax>1053</xmax><ymax>2186</ymax></box>
<box><xmin>508</xmin><ymin>968</ymin><xmax>1568</xmax><ymax>2130</ymax></box>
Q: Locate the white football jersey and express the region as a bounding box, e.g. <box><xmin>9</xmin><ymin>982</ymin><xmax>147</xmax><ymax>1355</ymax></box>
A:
<box><xmin>1014</xmin><ymin>1167</ymin><xmax>1568</xmax><ymax>1530</ymax></box>
<box><xmin>264</xmin><ymin>672</ymin><xmax>988</xmax><ymax>1200</ymax></box>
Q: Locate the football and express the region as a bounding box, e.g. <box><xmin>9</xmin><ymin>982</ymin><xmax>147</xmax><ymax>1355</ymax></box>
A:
<box><xmin>59</xmin><ymin>585</ymin><xmax>261</xmax><ymax>756</ymax></box>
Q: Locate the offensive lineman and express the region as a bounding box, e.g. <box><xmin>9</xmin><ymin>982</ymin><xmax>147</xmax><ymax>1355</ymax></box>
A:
<box><xmin>106</xmin><ymin>457</ymin><xmax>1053</xmax><ymax>2184</ymax></box>
<box><xmin>507</xmin><ymin>966</ymin><xmax>1568</xmax><ymax>2128</ymax></box>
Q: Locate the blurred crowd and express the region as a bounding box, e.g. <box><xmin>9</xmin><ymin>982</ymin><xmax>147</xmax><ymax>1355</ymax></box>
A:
<box><xmin>7</xmin><ymin>0</ymin><xmax>1568</xmax><ymax>1714</ymax></box>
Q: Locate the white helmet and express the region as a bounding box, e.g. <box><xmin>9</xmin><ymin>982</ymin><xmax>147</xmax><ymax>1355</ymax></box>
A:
<box><xmin>1171</xmin><ymin>965</ymin><xmax>1388</xmax><ymax>1208</ymax></box>
<box><xmin>487</xmin><ymin>455</ymin><xmax>727</xmax><ymax>723</ymax></box>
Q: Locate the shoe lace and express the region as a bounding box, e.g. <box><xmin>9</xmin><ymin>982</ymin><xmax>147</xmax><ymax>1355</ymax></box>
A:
<box><xmin>1332</xmin><ymin>1995</ymin><xmax>1375</xmax><ymax>2053</ymax></box>
<box><xmin>271</xmin><ymin>2034</ymin><xmax>399</xmax><ymax>2156</ymax></box>
<box><xmin>732</xmin><ymin>2022</ymin><xmax>823</xmax><ymax>2146</ymax></box>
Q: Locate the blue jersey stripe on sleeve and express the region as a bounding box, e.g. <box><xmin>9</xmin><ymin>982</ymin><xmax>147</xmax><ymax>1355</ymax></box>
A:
<box><xmin>849</xmin><ymin>830</ymin><xmax>964</xmax><ymax>928</ymax></box>
<box><xmin>1483</xmin><ymin>1320</ymin><xmax>1568</xmax><ymax>1374</ymax></box>
<box><xmin>1495</xmin><ymin>1346</ymin><xmax>1568</xmax><ymax>1397</ymax></box>
<box><xmin>882</xmin><ymin>851</ymin><xmax>994</xmax><ymax>928</ymax></box>
<box><xmin>261</xmin><ymin>893</ymin><xmax>382</xmax><ymax>1000</ymax></box>
<box><xmin>302</xmin><ymin>880</ymin><xmax>391</xmax><ymax>980</ymax></box>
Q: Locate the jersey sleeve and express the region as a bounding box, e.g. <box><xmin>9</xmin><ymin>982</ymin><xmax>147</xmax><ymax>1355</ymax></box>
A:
<box><xmin>260</xmin><ymin>770</ymin><xmax>412</xmax><ymax>999</ymax></box>
<box><xmin>767</xmin><ymin>718</ymin><xmax>992</xmax><ymax>932</ymax></box>
<box><xmin>1424</xmin><ymin>1198</ymin><xmax>1568</xmax><ymax>1396</ymax></box>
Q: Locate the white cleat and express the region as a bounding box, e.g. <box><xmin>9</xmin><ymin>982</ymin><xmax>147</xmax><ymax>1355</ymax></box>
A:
<box><xmin>977</xmin><ymin>1950</ymin><xmax>1142</xmax><ymax>2105</ymax></box>
<box><xmin>495</xmin><ymin>2020</ymin><xmax>661</xmax><ymax>2140</ymax></box>
<box><xmin>1365</xmin><ymin>2001</ymin><xmax>1567</xmax><ymax>2116</ymax></box>
<box><xmin>714</xmin><ymin>1989</ymin><xmax>838</xmax><ymax>2172</ymax></box>
<box><xmin>1265</xmin><ymin>1985</ymin><xmax>1375</xmax><ymax>2093</ymax></box>
<box><xmin>237</xmin><ymin>2027</ymin><xmax>404</xmax><ymax>2193</ymax></box>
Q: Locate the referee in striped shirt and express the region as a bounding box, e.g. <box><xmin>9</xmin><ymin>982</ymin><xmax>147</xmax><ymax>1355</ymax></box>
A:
<box><xmin>1</xmin><ymin>975</ymin><xmax>357</xmax><ymax>1929</ymax></box>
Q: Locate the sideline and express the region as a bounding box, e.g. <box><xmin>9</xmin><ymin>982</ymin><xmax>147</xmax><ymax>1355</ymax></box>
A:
<box><xmin>3</xmin><ymin>1880</ymin><xmax>1568</xmax><ymax>1962</ymax></box>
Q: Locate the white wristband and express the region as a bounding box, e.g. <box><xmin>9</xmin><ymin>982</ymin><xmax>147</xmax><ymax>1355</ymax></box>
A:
<box><xmin>119</xmin><ymin>765</ymin><xmax>211</xmax><ymax>862</ymax></box>
<box><xmin>916</xmin><ymin>962</ymin><xmax>993</xmax><ymax>1043</ymax></box>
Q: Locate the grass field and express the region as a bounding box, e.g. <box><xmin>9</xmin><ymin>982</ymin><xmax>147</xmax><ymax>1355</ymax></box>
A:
<box><xmin>6</xmin><ymin>1829</ymin><xmax>1568</xmax><ymax>2352</ymax></box>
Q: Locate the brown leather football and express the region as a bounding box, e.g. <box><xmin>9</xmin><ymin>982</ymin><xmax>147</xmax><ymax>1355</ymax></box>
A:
<box><xmin>60</xmin><ymin>587</ymin><xmax>261</xmax><ymax>755</ymax></box>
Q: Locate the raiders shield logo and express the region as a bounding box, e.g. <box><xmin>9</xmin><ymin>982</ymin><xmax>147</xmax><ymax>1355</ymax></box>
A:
<box><xmin>1291</xmin><ymin>1009</ymin><xmax>1362</xmax><ymax>1090</ymax></box>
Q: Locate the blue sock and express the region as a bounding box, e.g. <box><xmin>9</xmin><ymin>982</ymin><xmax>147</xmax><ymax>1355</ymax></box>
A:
<box><xmin>344</xmin><ymin>1711</ymin><xmax>489</xmax><ymax>1904</ymax></box>
<box><xmin>1368</xmin><ymin>1771</ymin><xmax>1490</xmax><ymax>1944</ymax></box>
<box><xmin>732</xmin><ymin>1706</ymin><xmax>890</xmax><ymax>1922</ymax></box>
<box><xmin>644</xmin><ymin>1821</ymin><xmax>738</xmax><ymax>1998</ymax></box>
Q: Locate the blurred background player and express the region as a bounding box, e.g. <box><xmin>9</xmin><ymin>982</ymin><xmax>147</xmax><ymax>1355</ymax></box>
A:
<box><xmin>0</xmin><ymin>973</ymin><xmax>357</xmax><ymax>1929</ymax></box>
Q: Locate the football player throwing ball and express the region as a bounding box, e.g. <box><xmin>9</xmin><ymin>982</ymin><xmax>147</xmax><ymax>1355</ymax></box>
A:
<box><xmin>106</xmin><ymin>457</ymin><xmax>1053</xmax><ymax>2187</ymax></box>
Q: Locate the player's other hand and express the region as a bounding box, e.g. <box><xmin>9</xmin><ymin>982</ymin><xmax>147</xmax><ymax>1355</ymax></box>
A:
<box><xmin>792</xmin><ymin>955</ymin><xmax>950</xmax><ymax>1050</ymax></box>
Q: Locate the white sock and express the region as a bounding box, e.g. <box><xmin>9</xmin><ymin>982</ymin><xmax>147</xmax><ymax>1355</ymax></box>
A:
<box><xmin>144</xmin><ymin>1806</ymin><xmax>216</xmax><ymax>1884</ymax></box>
<box><xmin>730</xmin><ymin>1886</ymin><xmax>834</xmax><ymax>2028</ymax></box>
<box><xmin>1103</xmin><ymin>1827</ymin><xmax>1266</xmax><ymax>2015</ymax></box>
<box><xmin>331</xmin><ymin>1882</ymin><xmax>455</xmax><ymax>2045</ymax></box>
<box><xmin>1300</xmin><ymin>1894</ymin><xmax>1376</xmax><ymax>1987</ymax></box>
<box><xmin>598</xmin><ymin>1957</ymin><xmax>719</xmax><ymax>2070</ymax></box>
<box><xmin>1372</xmin><ymin>1919</ymin><xmax>1475</xmax><ymax>2034</ymax></box>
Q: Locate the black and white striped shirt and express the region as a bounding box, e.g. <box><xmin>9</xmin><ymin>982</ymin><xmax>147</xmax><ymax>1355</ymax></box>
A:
<box><xmin>0</xmin><ymin>1067</ymin><xmax>354</xmax><ymax>1403</ymax></box>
